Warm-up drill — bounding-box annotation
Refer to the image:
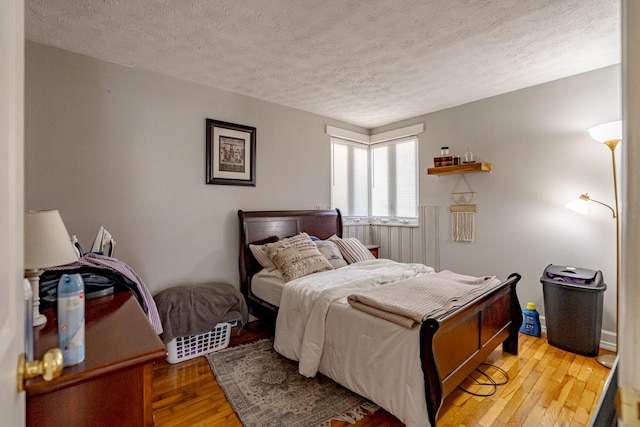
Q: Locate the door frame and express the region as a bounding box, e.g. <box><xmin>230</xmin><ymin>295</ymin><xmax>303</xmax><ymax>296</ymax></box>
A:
<box><xmin>0</xmin><ymin>0</ymin><xmax>26</xmax><ymax>425</ymax></box>
<box><xmin>620</xmin><ymin>0</ymin><xmax>640</xmax><ymax>414</ymax></box>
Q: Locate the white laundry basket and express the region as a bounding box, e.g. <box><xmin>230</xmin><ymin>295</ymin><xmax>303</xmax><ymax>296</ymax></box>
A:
<box><xmin>165</xmin><ymin>322</ymin><xmax>233</xmax><ymax>364</ymax></box>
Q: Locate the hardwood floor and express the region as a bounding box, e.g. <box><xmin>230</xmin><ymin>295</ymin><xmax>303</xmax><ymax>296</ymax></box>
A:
<box><xmin>152</xmin><ymin>322</ymin><xmax>613</xmax><ymax>426</ymax></box>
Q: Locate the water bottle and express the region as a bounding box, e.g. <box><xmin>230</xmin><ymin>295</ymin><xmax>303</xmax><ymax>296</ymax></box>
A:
<box><xmin>520</xmin><ymin>302</ymin><xmax>541</xmax><ymax>337</ymax></box>
<box><xmin>57</xmin><ymin>273</ymin><xmax>85</xmax><ymax>366</ymax></box>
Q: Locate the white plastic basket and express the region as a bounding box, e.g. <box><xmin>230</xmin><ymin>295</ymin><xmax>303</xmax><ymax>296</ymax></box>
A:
<box><xmin>166</xmin><ymin>322</ymin><xmax>233</xmax><ymax>364</ymax></box>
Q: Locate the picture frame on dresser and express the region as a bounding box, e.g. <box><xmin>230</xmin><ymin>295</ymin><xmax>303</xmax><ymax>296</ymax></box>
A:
<box><xmin>206</xmin><ymin>119</ymin><xmax>256</xmax><ymax>186</ymax></box>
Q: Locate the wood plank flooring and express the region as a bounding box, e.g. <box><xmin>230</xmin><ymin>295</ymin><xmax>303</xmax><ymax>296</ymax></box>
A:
<box><xmin>152</xmin><ymin>322</ymin><xmax>613</xmax><ymax>426</ymax></box>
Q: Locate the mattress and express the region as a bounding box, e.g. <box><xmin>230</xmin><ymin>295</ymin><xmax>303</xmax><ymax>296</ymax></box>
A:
<box><xmin>250</xmin><ymin>269</ymin><xmax>285</xmax><ymax>307</ymax></box>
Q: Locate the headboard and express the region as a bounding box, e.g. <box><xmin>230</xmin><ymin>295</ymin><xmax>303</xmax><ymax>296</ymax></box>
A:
<box><xmin>237</xmin><ymin>209</ymin><xmax>342</xmax><ymax>316</ymax></box>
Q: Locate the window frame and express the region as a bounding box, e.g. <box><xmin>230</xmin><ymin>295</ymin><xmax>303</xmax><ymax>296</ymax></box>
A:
<box><xmin>330</xmin><ymin>138</ymin><xmax>371</xmax><ymax>219</ymax></box>
<box><xmin>370</xmin><ymin>135</ymin><xmax>419</xmax><ymax>220</ymax></box>
<box><xmin>330</xmin><ymin>133</ymin><xmax>420</xmax><ymax>224</ymax></box>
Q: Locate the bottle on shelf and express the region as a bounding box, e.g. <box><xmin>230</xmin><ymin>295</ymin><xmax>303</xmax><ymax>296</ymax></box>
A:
<box><xmin>464</xmin><ymin>147</ymin><xmax>474</xmax><ymax>163</ymax></box>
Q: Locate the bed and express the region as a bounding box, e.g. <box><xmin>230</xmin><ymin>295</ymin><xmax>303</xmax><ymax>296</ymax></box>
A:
<box><xmin>238</xmin><ymin>209</ymin><xmax>522</xmax><ymax>426</ymax></box>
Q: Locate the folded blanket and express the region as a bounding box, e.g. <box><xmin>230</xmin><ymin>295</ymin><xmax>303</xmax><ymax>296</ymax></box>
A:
<box><xmin>154</xmin><ymin>283</ymin><xmax>248</xmax><ymax>344</ymax></box>
<box><xmin>347</xmin><ymin>270</ymin><xmax>501</xmax><ymax>328</ymax></box>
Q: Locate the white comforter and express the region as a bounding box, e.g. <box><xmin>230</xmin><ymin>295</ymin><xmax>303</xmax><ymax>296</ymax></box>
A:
<box><xmin>273</xmin><ymin>259</ymin><xmax>434</xmax><ymax>426</ymax></box>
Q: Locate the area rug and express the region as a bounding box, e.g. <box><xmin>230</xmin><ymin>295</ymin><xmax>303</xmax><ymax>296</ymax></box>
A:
<box><xmin>207</xmin><ymin>338</ymin><xmax>378</xmax><ymax>427</ymax></box>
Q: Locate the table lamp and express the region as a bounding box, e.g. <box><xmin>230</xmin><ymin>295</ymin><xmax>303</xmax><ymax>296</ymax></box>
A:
<box><xmin>24</xmin><ymin>210</ymin><xmax>78</xmax><ymax>327</ymax></box>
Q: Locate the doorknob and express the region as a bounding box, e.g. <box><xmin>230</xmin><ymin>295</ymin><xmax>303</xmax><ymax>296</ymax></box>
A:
<box><xmin>17</xmin><ymin>348</ymin><xmax>64</xmax><ymax>393</ymax></box>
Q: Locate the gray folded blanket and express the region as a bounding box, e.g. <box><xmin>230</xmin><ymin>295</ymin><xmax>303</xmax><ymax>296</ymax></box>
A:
<box><xmin>154</xmin><ymin>283</ymin><xmax>248</xmax><ymax>344</ymax></box>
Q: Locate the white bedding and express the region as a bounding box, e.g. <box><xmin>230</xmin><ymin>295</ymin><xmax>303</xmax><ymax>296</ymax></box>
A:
<box><xmin>250</xmin><ymin>269</ymin><xmax>285</xmax><ymax>307</ymax></box>
<box><xmin>273</xmin><ymin>259</ymin><xmax>435</xmax><ymax>427</ymax></box>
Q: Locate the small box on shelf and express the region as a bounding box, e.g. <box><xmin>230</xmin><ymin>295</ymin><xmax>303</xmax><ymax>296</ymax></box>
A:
<box><xmin>433</xmin><ymin>156</ymin><xmax>454</xmax><ymax>167</ymax></box>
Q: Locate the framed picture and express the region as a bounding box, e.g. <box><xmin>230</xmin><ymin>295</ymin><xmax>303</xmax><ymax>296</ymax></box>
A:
<box><xmin>206</xmin><ymin>119</ymin><xmax>256</xmax><ymax>186</ymax></box>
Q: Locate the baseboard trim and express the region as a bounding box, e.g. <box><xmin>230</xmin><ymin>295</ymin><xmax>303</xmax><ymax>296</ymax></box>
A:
<box><xmin>539</xmin><ymin>315</ymin><xmax>616</xmax><ymax>352</ymax></box>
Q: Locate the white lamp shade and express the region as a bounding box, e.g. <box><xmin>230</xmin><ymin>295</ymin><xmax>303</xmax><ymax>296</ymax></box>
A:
<box><xmin>24</xmin><ymin>210</ymin><xmax>79</xmax><ymax>270</ymax></box>
<box><xmin>566</xmin><ymin>197</ymin><xmax>589</xmax><ymax>215</ymax></box>
<box><xmin>588</xmin><ymin>120</ymin><xmax>622</xmax><ymax>143</ymax></box>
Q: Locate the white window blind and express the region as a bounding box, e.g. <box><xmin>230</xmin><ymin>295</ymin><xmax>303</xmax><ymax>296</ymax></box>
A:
<box><xmin>331</xmin><ymin>139</ymin><xmax>369</xmax><ymax>217</ymax></box>
<box><xmin>331</xmin><ymin>135</ymin><xmax>418</xmax><ymax>219</ymax></box>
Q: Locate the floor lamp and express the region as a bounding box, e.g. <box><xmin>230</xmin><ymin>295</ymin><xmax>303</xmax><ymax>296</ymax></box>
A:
<box><xmin>566</xmin><ymin>120</ymin><xmax>621</xmax><ymax>369</ymax></box>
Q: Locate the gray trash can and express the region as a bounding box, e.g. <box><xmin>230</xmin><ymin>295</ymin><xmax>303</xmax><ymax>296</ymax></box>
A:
<box><xmin>540</xmin><ymin>264</ymin><xmax>606</xmax><ymax>356</ymax></box>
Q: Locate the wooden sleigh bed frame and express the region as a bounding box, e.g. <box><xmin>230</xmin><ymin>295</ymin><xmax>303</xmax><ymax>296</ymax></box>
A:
<box><xmin>238</xmin><ymin>209</ymin><xmax>522</xmax><ymax>425</ymax></box>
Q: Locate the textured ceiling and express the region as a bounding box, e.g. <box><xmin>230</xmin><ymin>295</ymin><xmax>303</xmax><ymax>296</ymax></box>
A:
<box><xmin>25</xmin><ymin>0</ymin><xmax>620</xmax><ymax>129</ymax></box>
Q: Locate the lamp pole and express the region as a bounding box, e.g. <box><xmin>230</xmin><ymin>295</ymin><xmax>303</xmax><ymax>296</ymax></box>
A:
<box><xmin>597</xmin><ymin>138</ymin><xmax>620</xmax><ymax>369</ymax></box>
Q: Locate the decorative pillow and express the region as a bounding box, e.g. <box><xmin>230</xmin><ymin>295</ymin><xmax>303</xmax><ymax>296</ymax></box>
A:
<box><xmin>249</xmin><ymin>236</ymin><xmax>279</xmax><ymax>271</ymax></box>
<box><xmin>315</xmin><ymin>240</ymin><xmax>348</xmax><ymax>268</ymax></box>
<box><xmin>332</xmin><ymin>238</ymin><xmax>376</xmax><ymax>264</ymax></box>
<box><xmin>266</xmin><ymin>233</ymin><xmax>333</xmax><ymax>281</ymax></box>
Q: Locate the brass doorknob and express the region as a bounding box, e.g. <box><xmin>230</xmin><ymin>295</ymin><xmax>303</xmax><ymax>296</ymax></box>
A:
<box><xmin>17</xmin><ymin>348</ymin><xmax>64</xmax><ymax>393</ymax></box>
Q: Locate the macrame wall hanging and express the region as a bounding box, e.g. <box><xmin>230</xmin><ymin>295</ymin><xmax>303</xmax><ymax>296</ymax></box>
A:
<box><xmin>449</xmin><ymin>175</ymin><xmax>477</xmax><ymax>243</ymax></box>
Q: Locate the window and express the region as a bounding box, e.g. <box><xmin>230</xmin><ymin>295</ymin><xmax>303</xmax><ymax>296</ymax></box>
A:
<box><xmin>331</xmin><ymin>140</ymin><xmax>369</xmax><ymax>217</ymax></box>
<box><xmin>331</xmin><ymin>135</ymin><xmax>418</xmax><ymax>220</ymax></box>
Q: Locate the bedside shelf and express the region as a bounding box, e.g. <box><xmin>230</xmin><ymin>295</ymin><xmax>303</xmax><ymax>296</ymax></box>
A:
<box><xmin>427</xmin><ymin>162</ymin><xmax>492</xmax><ymax>176</ymax></box>
<box><xmin>366</xmin><ymin>244</ymin><xmax>380</xmax><ymax>259</ymax></box>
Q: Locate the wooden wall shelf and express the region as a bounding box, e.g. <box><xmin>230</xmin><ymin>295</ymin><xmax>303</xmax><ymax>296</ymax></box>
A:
<box><xmin>427</xmin><ymin>162</ymin><xmax>492</xmax><ymax>176</ymax></box>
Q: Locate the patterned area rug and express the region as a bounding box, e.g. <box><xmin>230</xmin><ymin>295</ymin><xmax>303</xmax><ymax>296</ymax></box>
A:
<box><xmin>207</xmin><ymin>338</ymin><xmax>378</xmax><ymax>427</ymax></box>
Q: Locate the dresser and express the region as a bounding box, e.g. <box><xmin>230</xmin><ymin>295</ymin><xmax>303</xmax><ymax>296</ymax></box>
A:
<box><xmin>25</xmin><ymin>291</ymin><xmax>166</xmax><ymax>427</ymax></box>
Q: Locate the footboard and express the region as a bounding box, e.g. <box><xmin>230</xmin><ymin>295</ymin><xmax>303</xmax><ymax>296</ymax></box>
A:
<box><xmin>419</xmin><ymin>273</ymin><xmax>521</xmax><ymax>426</ymax></box>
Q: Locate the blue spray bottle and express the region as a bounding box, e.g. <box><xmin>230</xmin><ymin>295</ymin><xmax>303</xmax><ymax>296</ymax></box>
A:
<box><xmin>57</xmin><ymin>273</ymin><xmax>85</xmax><ymax>366</ymax></box>
<box><xmin>520</xmin><ymin>302</ymin><xmax>541</xmax><ymax>337</ymax></box>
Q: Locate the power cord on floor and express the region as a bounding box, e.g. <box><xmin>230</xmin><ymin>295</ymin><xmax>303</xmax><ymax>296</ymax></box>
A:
<box><xmin>457</xmin><ymin>363</ymin><xmax>509</xmax><ymax>397</ymax></box>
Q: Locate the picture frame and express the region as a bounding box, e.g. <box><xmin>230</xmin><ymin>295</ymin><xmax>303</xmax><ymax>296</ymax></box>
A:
<box><xmin>206</xmin><ymin>119</ymin><xmax>256</xmax><ymax>186</ymax></box>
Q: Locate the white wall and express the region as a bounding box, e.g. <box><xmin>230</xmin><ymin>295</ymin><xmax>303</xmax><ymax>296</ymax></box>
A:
<box><xmin>24</xmin><ymin>41</ymin><xmax>366</xmax><ymax>293</ymax></box>
<box><xmin>25</xmin><ymin>42</ymin><xmax>621</xmax><ymax>346</ymax></box>
<box><xmin>374</xmin><ymin>65</ymin><xmax>621</xmax><ymax>345</ymax></box>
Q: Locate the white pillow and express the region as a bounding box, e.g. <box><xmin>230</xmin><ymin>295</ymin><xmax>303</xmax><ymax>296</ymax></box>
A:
<box><xmin>266</xmin><ymin>233</ymin><xmax>333</xmax><ymax>282</ymax></box>
<box><xmin>315</xmin><ymin>240</ymin><xmax>348</xmax><ymax>268</ymax></box>
<box><xmin>249</xmin><ymin>244</ymin><xmax>278</xmax><ymax>271</ymax></box>
<box><xmin>332</xmin><ymin>238</ymin><xmax>376</xmax><ymax>264</ymax></box>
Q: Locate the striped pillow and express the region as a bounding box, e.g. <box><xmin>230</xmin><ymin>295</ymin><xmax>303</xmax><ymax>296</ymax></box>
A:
<box><xmin>332</xmin><ymin>238</ymin><xmax>376</xmax><ymax>264</ymax></box>
<box><xmin>266</xmin><ymin>233</ymin><xmax>333</xmax><ymax>281</ymax></box>
<box><xmin>249</xmin><ymin>244</ymin><xmax>278</xmax><ymax>271</ymax></box>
